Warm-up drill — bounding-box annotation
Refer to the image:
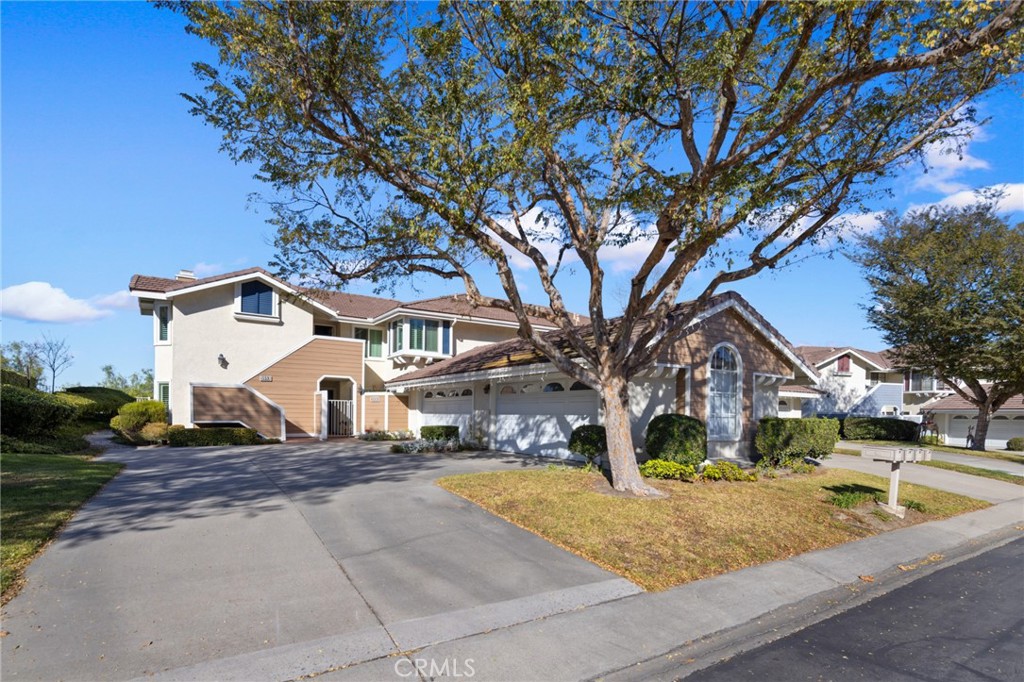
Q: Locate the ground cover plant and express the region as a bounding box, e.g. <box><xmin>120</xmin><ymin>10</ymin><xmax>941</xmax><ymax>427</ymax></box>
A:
<box><xmin>1</xmin><ymin>453</ymin><xmax>123</xmax><ymax>603</ymax></box>
<box><xmin>437</xmin><ymin>468</ymin><xmax>987</xmax><ymax>591</ymax></box>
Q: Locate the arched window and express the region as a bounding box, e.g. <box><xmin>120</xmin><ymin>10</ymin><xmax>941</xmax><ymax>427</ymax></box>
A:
<box><xmin>953</xmin><ymin>415</ymin><xmax>968</xmax><ymax>420</ymax></box>
<box><xmin>521</xmin><ymin>384</ymin><xmax>537</xmax><ymax>393</ymax></box>
<box><xmin>569</xmin><ymin>381</ymin><xmax>592</xmax><ymax>391</ymax></box>
<box><xmin>708</xmin><ymin>345</ymin><xmax>740</xmax><ymax>440</ymax></box>
<box><xmin>424</xmin><ymin>392</ymin><xmax>434</xmax><ymax>399</ymax></box>
<box><xmin>543</xmin><ymin>382</ymin><xmax>564</xmax><ymax>392</ymax></box>
<box><xmin>499</xmin><ymin>385</ymin><xmax>516</xmax><ymax>395</ymax></box>
<box><xmin>992</xmin><ymin>415</ymin><xmax>1009</xmax><ymax>420</ymax></box>
<box><xmin>461</xmin><ymin>389</ymin><xmax>473</xmax><ymax>396</ymax></box>
<box><xmin>778</xmin><ymin>399</ymin><xmax>789</xmax><ymax>411</ymax></box>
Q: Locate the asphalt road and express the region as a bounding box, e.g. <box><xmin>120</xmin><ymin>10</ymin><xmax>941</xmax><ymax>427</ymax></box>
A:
<box><xmin>684</xmin><ymin>537</ymin><xmax>1024</xmax><ymax>682</ymax></box>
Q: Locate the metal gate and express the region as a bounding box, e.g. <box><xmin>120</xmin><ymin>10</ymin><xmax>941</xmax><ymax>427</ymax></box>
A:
<box><xmin>328</xmin><ymin>400</ymin><xmax>354</xmax><ymax>436</ymax></box>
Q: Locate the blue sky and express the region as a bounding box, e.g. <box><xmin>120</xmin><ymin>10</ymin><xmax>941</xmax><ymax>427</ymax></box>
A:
<box><xmin>2</xmin><ymin>2</ymin><xmax>1022</xmax><ymax>390</ymax></box>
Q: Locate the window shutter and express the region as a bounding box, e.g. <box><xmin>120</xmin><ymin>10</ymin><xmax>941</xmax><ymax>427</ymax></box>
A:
<box><xmin>442</xmin><ymin>321</ymin><xmax>451</xmax><ymax>355</ymax></box>
<box><xmin>425</xmin><ymin>320</ymin><xmax>439</xmax><ymax>352</ymax></box>
<box><xmin>241</xmin><ymin>281</ymin><xmax>274</xmax><ymax>315</ymax></box>
<box><xmin>158</xmin><ymin>307</ymin><xmax>169</xmax><ymax>341</ymax></box>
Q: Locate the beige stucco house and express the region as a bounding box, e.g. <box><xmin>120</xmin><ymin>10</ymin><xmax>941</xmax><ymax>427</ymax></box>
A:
<box><xmin>131</xmin><ymin>268</ymin><xmax>818</xmax><ymax>461</ymax></box>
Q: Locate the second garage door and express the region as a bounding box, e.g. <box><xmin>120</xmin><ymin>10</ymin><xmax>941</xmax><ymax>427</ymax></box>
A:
<box><xmin>494</xmin><ymin>381</ymin><xmax>600</xmax><ymax>458</ymax></box>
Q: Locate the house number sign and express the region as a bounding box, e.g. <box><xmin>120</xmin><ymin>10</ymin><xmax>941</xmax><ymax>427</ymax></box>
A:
<box><xmin>259</xmin><ymin>375</ymin><xmax>273</xmax><ymax>382</ymax></box>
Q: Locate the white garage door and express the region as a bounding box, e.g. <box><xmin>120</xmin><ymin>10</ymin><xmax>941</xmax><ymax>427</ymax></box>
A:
<box><xmin>946</xmin><ymin>413</ymin><xmax>1024</xmax><ymax>448</ymax></box>
<box><xmin>421</xmin><ymin>395</ymin><xmax>473</xmax><ymax>439</ymax></box>
<box><xmin>494</xmin><ymin>383</ymin><xmax>600</xmax><ymax>459</ymax></box>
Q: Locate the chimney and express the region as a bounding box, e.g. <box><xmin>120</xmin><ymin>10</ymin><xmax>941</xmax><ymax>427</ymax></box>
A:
<box><xmin>175</xmin><ymin>269</ymin><xmax>197</xmax><ymax>281</ymax></box>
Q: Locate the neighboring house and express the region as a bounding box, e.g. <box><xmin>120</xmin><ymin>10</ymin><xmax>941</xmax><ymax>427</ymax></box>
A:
<box><xmin>386</xmin><ymin>292</ymin><xmax>818</xmax><ymax>462</ymax></box>
<box><xmin>129</xmin><ymin>267</ymin><xmax>561</xmax><ymax>440</ymax></box>
<box><xmin>131</xmin><ymin>268</ymin><xmax>816</xmax><ymax>462</ymax></box>
<box><xmin>788</xmin><ymin>345</ymin><xmax>950</xmax><ymax>419</ymax></box>
<box><xmin>927</xmin><ymin>389</ymin><xmax>1024</xmax><ymax>449</ymax></box>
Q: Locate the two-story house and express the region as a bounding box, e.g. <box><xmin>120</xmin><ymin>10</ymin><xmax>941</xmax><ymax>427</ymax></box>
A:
<box><xmin>130</xmin><ymin>267</ymin><xmax>819</xmax><ymax>461</ymax></box>
<box><xmin>786</xmin><ymin>345</ymin><xmax>951</xmax><ymax>419</ymax></box>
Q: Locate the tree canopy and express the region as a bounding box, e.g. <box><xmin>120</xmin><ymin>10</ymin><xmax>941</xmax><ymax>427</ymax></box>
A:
<box><xmin>170</xmin><ymin>0</ymin><xmax>1024</xmax><ymax>492</ymax></box>
<box><xmin>854</xmin><ymin>201</ymin><xmax>1024</xmax><ymax>448</ymax></box>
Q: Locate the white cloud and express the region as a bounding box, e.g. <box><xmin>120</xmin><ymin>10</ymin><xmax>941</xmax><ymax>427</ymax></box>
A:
<box><xmin>906</xmin><ymin>183</ymin><xmax>1024</xmax><ymax>215</ymax></box>
<box><xmin>192</xmin><ymin>261</ymin><xmax>225</xmax><ymax>277</ymax></box>
<box><xmin>912</xmin><ymin>137</ymin><xmax>990</xmax><ymax>194</ymax></box>
<box><xmin>91</xmin><ymin>290</ymin><xmax>136</xmax><ymax>310</ymax></box>
<box><xmin>1</xmin><ymin>282</ymin><xmax>113</xmax><ymax>323</ymax></box>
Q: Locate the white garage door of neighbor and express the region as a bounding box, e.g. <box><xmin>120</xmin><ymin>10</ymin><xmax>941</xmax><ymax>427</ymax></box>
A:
<box><xmin>495</xmin><ymin>389</ymin><xmax>600</xmax><ymax>458</ymax></box>
<box><xmin>947</xmin><ymin>414</ymin><xmax>1024</xmax><ymax>448</ymax></box>
<box><xmin>421</xmin><ymin>396</ymin><xmax>473</xmax><ymax>439</ymax></box>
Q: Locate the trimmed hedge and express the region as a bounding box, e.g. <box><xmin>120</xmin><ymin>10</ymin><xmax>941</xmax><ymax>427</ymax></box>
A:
<box><xmin>168</xmin><ymin>427</ymin><xmax>264</xmax><ymax>447</ymax></box>
<box><xmin>645</xmin><ymin>414</ymin><xmax>707</xmax><ymax>467</ymax></box>
<box><xmin>567</xmin><ymin>425</ymin><xmax>607</xmax><ymax>463</ymax></box>
<box><xmin>754</xmin><ymin>417</ymin><xmax>840</xmax><ymax>466</ymax></box>
<box><xmin>111</xmin><ymin>400</ymin><xmax>167</xmax><ymax>433</ymax></box>
<box><xmin>1008</xmin><ymin>437</ymin><xmax>1024</xmax><ymax>452</ymax></box>
<box><xmin>1</xmin><ymin>368</ymin><xmax>37</xmax><ymax>389</ymax></box>
<box><xmin>59</xmin><ymin>386</ymin><xmax>134</xmax><ymax>420</ymax></box>
<box><xmin>1</xmin><ymin>384</ymin><xmax>77</xmax><ymax>438</ymax></box>
<box><xmin>844</xmin><ymin>416</ymin><xmax>918</xmax><ymax>442</ymax></box>
<box><xmin>421</xmin><ymin>425</ymin><xmax>459</xmax><ymax>441</ymax></box>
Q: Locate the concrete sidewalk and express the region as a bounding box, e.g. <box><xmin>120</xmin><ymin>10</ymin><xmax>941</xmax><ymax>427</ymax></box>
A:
<box><xmin>836</xmin><ymin>440</ymin><xmax>1024</xmax><ymax>477</ymax></box>
<box><xmin>137</xmin><ymin>455</ymin><xmax>1022</xmax><ymax>682</ymax></box>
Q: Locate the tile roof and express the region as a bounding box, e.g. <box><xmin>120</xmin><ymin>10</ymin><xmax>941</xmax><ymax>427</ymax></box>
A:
<box><xmin>796</xmin><ymin>345</ymin><xmax>893</xmax><ymax>370</ymax></box>
<box><xmin>779</xmin><ymin>383</ymin><xmax>824</xmax><ymax>396</ymax></box>
<box><xmin>926</xmin><ymin>388</ymin><xmax>1024</xmax><ymax>412</ymax></box>
<box><xmin>390</xmin><ymin>291</ymin><xmax>814</xmax><ymax>385</ymax></box>
<box><xmin>130</xmin><ymin>267</ymin><xmax>567</xmax><ymax>327</ymax></box>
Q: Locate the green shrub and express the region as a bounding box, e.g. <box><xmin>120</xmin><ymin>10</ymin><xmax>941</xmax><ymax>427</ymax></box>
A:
<box><xmin>843</xmin><ymin>417</ymin><xmax>918</xmax><ymax>441</ymax></box>
<box><xmin>0</xmin><ymin>384</ymin><xmax>77</xmax><ymax>438</ymax></box>
<box><xmin>754</xmin><ymin>417</ymin><xmax>840</xmax><ymax>466</ymax></box>
<box><xmin>360</xmin><ymin>430</ymin><xmax>414</xmax><ymax>441</ymax></box>
<box><xmin>1</xmin><ymin>368</ymin><xmax>37</xmax><ymax>389</ymax></box>
<box><xmin>1007</xmin><ymin>437</ymin><xmax>1024</xmax><ymax>452</ymax></box>
<box><xmin>111</xmin><ymin>400</ymin><xmax>167</xmax><ymax>433</ymax></box>
<box><xmin>140</xmin><ymin>422</ymin><xmax>169</xmax><ymax>444</ymax></box>
<box><xmin>568</xmin><ymin>425</ymin><xmax>607</xmax><ymax>464</ymax></box>
<box><xmin>696</xmin><ymin>461</ymin><xmax>757</xmax><ymax>482</ymax></box>
<box><xmin>918</xmin><ymin>434</ymin><xmax>941</xmax><ymax>446</ymax></box>
<box><xmin>421</xmin><ymin>425</ymin><xmax>459</xmax><ymax>441</ymax></box>
<box><xmin>0</xmin><ymin>435</ymin><xmax>61</xmax><ymax>454</ymax></box>
<box><xmin>645</xmin><ymin>414</ymin><xmax>707</xmax><ymax>467</ymax></box>
<box><xmin>168</xmin><ymin>427</ymin><xmax>263</xmax><ymax>447</ymax></box>
<box><xmin>639</xmin><ymin>459</ymin><xmax>697</xmax><ymax>481</ymax></box>
<box><xmin>60</xmin><ymin>386</ymin><xmax>134</xmax><ymax>420</ymax></box>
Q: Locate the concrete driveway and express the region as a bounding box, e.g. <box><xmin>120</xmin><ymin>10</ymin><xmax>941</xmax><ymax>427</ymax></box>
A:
<box><xmin>1</xmin><ymin>441</ymin><xmax>636</xmax><ymax>681</ymax></box>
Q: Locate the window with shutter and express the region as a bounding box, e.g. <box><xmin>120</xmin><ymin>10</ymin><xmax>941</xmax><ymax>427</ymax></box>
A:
<box><xmin>836</xmin><ymin>354</ymin><xmax>851</xmax><ymax>373</ymax></box>
<box><xmin>157</xmin><ymin>306</ymin><xmax>170</xmax><ymax>342</ymax></box>
<box><xmin>158</xmin><ymin>383</ymin><xmax>169</xmax><ymax>409</ymax></box>
<box><xmin>240</xmin><ymin>281</ymin><xmax>274</xmax><ymax>316</ymax></box>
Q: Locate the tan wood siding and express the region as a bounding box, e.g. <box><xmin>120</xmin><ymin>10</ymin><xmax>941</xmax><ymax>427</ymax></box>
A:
<box><xmin>660</xmin><ymin>309</ymin><xmax>793</xmax><ymax>450</ymax></box>
<box><xmin>244</xmin><ymin>338</ymin><xmax>363</xmax><ymax>436</ymax></box>
<box><xmin>388</xmin><ymin>394</ymin><xmax>409</xmax><ymax>431</ymax></box>
<box><xmin>363</xmin><ymin>393</ymin><xmax>387</xmax><ymax>431</ymax></box>
<box><xmin>192</xmin><ymin>386</ymin><xmax>283</xmax><ymax>439</ymax></box>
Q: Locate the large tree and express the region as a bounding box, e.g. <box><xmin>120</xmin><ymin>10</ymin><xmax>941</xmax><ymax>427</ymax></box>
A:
<box><xmin>855</xmin><ymin>202</ymin><xmax>1024</xmax><ymax>451</ymax></box>
<box><xmin>170</xmin><ymin>1</ymin><xmax>1023</xmax><ymax>494</ymax></box>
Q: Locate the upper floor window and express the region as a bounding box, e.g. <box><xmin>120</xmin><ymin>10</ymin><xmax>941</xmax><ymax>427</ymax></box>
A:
<box><xmin>156</xmin><ymin>305</ymin><xmax>171</xmax><ymax>343</ymax></box>
<box><xmin>354</xmin><ymin>327</ymin><xmax>384</xmax><ymax>358</ymax></box>
<box><xmin>708</xmin><ymin>345</ymin><xmax>740</xmax><ymax>440</ymax></box>
<box><xmin>390</xmin><ymin>318</ymin><xmax>452</xmax><ymax>356</ymax></box>
<box><xmin>240</xmin><ymin>281</ymin><xmax>274</xmax><ymax>316</ymax></box>
<box><xmin>836</xmin><ymin>354</ymin><xmax>851</xmax><ymax>373</ymax></box>
<box><xmin>314</xmin><ymin>324</ymin><xmax>335</xmax><ymax>337</ymax></box>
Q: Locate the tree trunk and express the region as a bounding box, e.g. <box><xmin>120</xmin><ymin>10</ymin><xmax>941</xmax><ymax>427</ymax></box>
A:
<box><xmin>972</xmin><ymin>406</ymin><xmax>991</xmax><ymax>451</ymax></box>
<box><xmin>599</xmin><ymin>373</ymin><xmax>664</xmax><ymax>497</ymax></box>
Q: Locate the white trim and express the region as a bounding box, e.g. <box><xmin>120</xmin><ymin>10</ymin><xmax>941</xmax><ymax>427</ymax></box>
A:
<box><xmin>387</xmin><ymin>361</ymin><xmax>560</xmax><ymax>392</ymax></box>
<box><xmin>159</xmin><ymin>271</ymin><xmax>339</xmax><ymax>319</ymax></box>
<box><xmin>812</xmin><ymin>348</ymin><xmax>889</xmax><ymax>373</ymax></box>
<box><xmin>316</xmin><ymin>374</ymin><xmax>360</xmax><ymax>435</ymax></box>
<box><xmin>706</xmin><ymin>342</ymin><xmax>743</xmax><ymax>442</ymax></box>
<box><xmin>244</xmin><ymin>335</ymin><xmax>365</xmax><ymax>384</ymax></box>
<box><xmin>189</xmin><ymin>382</ymin><xmax>287</xmax><ymax>441</ymax></box>
<box><xmin>374</xmin><ymin>307</ymin><xmax>556</xmax><ymax>331</ymax></box>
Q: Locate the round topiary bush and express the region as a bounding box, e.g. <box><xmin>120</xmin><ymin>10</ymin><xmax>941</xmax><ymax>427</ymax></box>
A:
<box><xmin>645</xmin><ymin>414</ymin><xmax>707</xmax><ymax>467</ymax></box>
<box><xmin>112</xmin><ymin>400</ymin><xmax>167</xmax><ymax>433</ymax></box>
<box><xmin>1007</xmin><ymin>436</ymin><xmax>1024</xmax><ymax>452</ymax></box>
<box><xmin>567</xmin><ymin>424</ymin><xmax>607</xmax><ymax>464</ymax></box>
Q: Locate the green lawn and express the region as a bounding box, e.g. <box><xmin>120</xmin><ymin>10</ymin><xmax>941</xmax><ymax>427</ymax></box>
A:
<box><xmin>438</xmin><ymin>468</ymin><xmax>986</xmax><ymax>591</ymax></box>
<box><xmin>918</xmin><ymin>459</ymin><xmax>1024</xmax><ymax>486</ymax></box>
<box><xmin>843</xmin><ymin>440</ymin><xmax>1024</xmax><ymax>465</ymax></box>
<box><xmin>1</xmin><ymin>452</ymin><xmax>123</xmax><ymax>603</ymax></box>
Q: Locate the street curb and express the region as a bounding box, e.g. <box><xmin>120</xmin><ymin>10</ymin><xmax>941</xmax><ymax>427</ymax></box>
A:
<box><xmin>593</xmin><ymin>523</ymin><xmax>1023</xmax><ymax>681</ymax></box>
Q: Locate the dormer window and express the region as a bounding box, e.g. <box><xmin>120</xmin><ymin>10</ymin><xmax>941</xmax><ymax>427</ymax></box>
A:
<box><xmin>240</xmin><ymin>281</ymin><xmax>274</xmax><ymax>316</ymax></box>
<box><xmin>836</xmin><ymin>354</ymin><xmax>851</xmax><ymax>374</ymax></box>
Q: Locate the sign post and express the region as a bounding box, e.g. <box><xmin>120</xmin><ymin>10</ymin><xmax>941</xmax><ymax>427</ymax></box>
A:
<box><xmin>863</xmin><ymin>445</ymin><xmax>932</xmax><ymax>518</ymax></box>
